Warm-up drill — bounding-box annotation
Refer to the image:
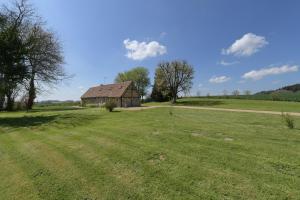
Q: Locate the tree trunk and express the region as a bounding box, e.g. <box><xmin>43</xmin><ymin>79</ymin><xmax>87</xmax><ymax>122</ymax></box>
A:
<box><xmin>6</xmin><ymin>92</ymin><xmax>14</xmax><ymax>111</ymax></box>
<box><xmin>171</xmin><ymin>92</ymin><xmax>177</xmax><ymax>104</ymax></box>
<box><xmin>0</xmin><ymin>94</ymin><xmax>4</xmax><ymax>110</ymax></box>
<box><xmin>27</xmin><ymin>76</ymin><xmax>36</xmax><ymax>110</ymax></box>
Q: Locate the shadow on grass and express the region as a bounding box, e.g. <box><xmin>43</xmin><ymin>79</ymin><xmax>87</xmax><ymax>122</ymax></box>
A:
<box><xmin>0</xmin><ymin>112</ymin><xmax>101</xmax><ymax>129</ymax></box>
<box><xmin>175</xmin><ymin>100</ymin><xmax>224</xmax><ymax>106</ymax></box>
<box><xmin>111</xmin><ymin>110</ymin><xmax>121</xmax><ymax>113</ymax></box>
<box><xmin>30</xmin><ymin>106</ymin><xmax>85</xmax><ymax>113</ymax></box>
<box><xmin>0</xmin><ymin>115</ymin><xmax>58</xmax><ymax>128</ymax></box>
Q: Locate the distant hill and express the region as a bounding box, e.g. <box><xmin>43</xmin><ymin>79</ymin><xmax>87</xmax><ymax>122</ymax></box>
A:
<box><xmin>256</xmin><ymin>84</ymin><xmax>300</xmax><ymax>95</ymax></box>
<box><xmin>280</xmin><ymin>84</ymin><xmax>300</xmax><ymax>92</ymax></box>
<box><xmin>36</xmin><ymin>100</ymin><xmax>80</xmax><ymax>107</ymax></box>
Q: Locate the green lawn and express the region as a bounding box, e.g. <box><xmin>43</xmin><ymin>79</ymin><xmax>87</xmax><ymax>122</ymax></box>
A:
<box><xmin>145</xmin><ymin>98</ymin><xmax>300</xmax><ymax>112</ymax></box>
<box><xmin>0</xmin><ymin>106</ymin><xmax>300</xmax><ymax>199</ymax></box>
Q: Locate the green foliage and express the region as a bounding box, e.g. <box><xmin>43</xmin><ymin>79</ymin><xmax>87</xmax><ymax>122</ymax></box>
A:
<box><xmin>35</xmin><ymin>101</ymin><xmax>80</xmax><ymax>107</ymax></box>
<box><xmin>86</xmin><ymin>104</ymin><xmax>99</xmax><ymax>108</ymax></box>
<box><xmin>157</xmin><ymin>60</ymin><xmax>194</xmax><ymax>103</ymax></box>
<box><xmin>194</xmin><ymin>90</ymin><xmax>300</xmax><ymax>102</ymax></box>
<box><xmin>281</xmin><ymin>112</ymin><xmax>295</xmax><ymax>129</ymax></box>
<box><xmin>0</xmin><ymin>1</ymin><xmax>65</xmax><ymax>111</ymax></box>
<box><xmin>104</xmin><ymin>101</ymin><xmax>117</xmax><ymax>112</ymax></box>
<box><xmin>144</xmin><ymin>97</ymin><xmax>300</xmax><ymax>113</ymax></box>
<box><xmin>151</xmin><ymin>68</ymin><xmax>171</xmax><ymax>102</ymax></box>
<box><xmin>280</xmin><ymin>84</ymin><xmax>300</xmax><ymax>92</ymax></box>
<box><xmin>0</xmin><ymin>14</ymin><xmax>28</xmax><ymax>111</ymax></box>
<box><xmin>115</xmin><ymin>67</ymin><xmax>150</xmax><ymax>99</ymax></box>
<box><xmin>271</xmin><ymin>92</ymin><xmax>281</xmax><ymax>101</ymax></box>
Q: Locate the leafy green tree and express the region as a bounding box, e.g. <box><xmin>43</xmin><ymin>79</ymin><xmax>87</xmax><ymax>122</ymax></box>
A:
<box><xmin>158</xmin><ymin>60</ymin><xmax>194</xmax><ymax>103</ymax></box>
<box><xmin>0</xmin><ymin>77</ymin><xmax>4</xmax><ymax>110</ymax></box>
<box><xmin>0</xmin><ymin>4</ymin><xmax>29</xmax><ymax>111</ymax></box>
<box><xmin>0</xmin><ymin>0</ymin><xmax>66</xmax><ymax>110</ymax></box>
<box><xmin>151</xmin><ymin>68</ymin><xmax>171</xmax><ymax>102</ymax></box>
<box><xmin>115</xmin><ymin>67</ymin><xmax>150</xmax><ymax>100</ymax></box>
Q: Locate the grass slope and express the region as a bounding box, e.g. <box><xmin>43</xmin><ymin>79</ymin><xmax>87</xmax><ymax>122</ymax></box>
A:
<box><xmin>0</xmin><ymin>107</ymin><xmax>300</xmax><ymax>199</ymax></box>
<box><xmin>145</xmin><ymin>98</ymin><xmax>300</xmax><ymax>112</ymax></box>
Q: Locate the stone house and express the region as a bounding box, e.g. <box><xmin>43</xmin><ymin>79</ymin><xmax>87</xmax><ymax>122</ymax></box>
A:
<box><xmin>81</xmin><ymin>81</ymin><xmax>140</xmax><ymax>107</ymax></box>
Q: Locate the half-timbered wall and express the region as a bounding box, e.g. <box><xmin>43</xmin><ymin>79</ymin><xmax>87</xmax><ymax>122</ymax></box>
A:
<box><xmin>81</xmin><ymin>82</ymin><xmax>140</xmax><ymax>107</ymax></box>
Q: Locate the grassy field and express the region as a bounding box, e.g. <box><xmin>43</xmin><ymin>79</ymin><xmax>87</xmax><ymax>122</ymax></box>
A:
<box><xmin>191</xmin><ymin>91</ymin><xmax>300</xmax><ymax>102</ymax></box>
<box><xmin>145</xmin><ymin>98</ymin><xmax>300</xmax><ymax>113</ymax></box>
<box><xmin>0</xmin><ymin>105</ymin><xmax>300</xmax><ymax>199</ymax></box>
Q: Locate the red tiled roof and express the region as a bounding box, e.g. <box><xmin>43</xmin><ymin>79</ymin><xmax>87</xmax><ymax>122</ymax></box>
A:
<box><xmin>81</xmin><ymin>81</ymin><xmax>132</xmax><ymax>98</ymax></box>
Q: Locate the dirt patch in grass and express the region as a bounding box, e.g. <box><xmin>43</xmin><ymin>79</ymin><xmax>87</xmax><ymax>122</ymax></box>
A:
<box><xmin>148</xmin><ymin>153</ymin><xmax>166</xmax><ymax>164</ymax></box>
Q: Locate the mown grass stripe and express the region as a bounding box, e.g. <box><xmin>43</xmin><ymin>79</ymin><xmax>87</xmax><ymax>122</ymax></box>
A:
<box><xmin>35</xmin><ymin>126</ymin><xmax>259</xmax><ymax>199</ymax></box>
<box><xmin>1</xmin><ymin>132</ymin><xmax>104</xmax><ymax>200</ymax></box>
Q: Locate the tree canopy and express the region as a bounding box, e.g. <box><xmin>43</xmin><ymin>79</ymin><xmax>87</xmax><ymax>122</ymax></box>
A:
<box><xmin>151</xmin><ymin>67</ymin><xmax>172</xmax><ymax>102</ymax></box>
<box><xmin>157</xmin><ymin>60</ymin><xmax>194</xmax><ymax>103</ymax></box>
<box><xmin>115</xmin><ymin>67</ymin><xmax>150</xmax><ymax>100</ymax></box>
<box><xmin>0</xmin><ymin>0</ymin><xmax>65</xmax><ymax>111</ymax></box>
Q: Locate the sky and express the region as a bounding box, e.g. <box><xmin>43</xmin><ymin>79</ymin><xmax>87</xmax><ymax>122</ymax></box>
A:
<box><xmin>3</xmin><ymin>0</ymin><xmax>300</xmax><ymax>100</ymax></box>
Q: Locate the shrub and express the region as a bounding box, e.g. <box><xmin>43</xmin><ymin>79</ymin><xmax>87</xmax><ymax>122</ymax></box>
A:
<box><xmin>281</xmin><ymin>112</ymin><xmax>295</xmax><ymax>129</ymax></box>
<box><xmin>104</xmin><ymin>101</ymin><xmax>117</xmax><ymax>112</ymax></box>
<box><xmin>271</xmin><ymin>92</ymin><xmax>281</xmax><ymax>101</ymax></box>
<box><xmin>86</xmin><ymin>104</ymin><xmax>98</xmax><ymax>108</ymax></box>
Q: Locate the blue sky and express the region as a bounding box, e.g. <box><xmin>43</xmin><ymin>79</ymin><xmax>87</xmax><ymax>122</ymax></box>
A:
<box><xmin>7</xmin><ymin>0</ymin><xmax>300</xmax><ymax>100</ymax></box>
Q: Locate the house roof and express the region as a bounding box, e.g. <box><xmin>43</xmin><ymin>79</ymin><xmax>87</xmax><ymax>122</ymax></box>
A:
<box><xmin>81</xmin><ymin>81</ymin><xmax>133</xmax><ymax>98</ymax></box>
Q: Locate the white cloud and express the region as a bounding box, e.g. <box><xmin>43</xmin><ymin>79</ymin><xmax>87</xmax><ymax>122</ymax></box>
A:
<box><xmin>123</xmin><ymin>39</ymin><xmax>167</xmax><ymax>60</ymax></box>
<box><xmin>218</xmin><ymin>60</ymin><xmax>239</xmax><ymax>66</ymax></box>
<box><xmin>222</xmin><ymin>33</ymin><xmax>268</xmax><ymax>56</ymax></box>
<box><xmin>242</xmin><ymin>65</ymin><xmax>299</xmax><ymax>80</ymax></box>
<box><xmin>209</xmin><ymin>76</ymin><xmax>231</xmax><ymax>84</ymax></box>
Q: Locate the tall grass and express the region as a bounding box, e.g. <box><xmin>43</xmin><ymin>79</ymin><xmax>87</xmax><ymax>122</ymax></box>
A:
<box><xmin>281</xmin><ymin>112</ymin><xmax>295</xmax><ymax>129</ymax></box>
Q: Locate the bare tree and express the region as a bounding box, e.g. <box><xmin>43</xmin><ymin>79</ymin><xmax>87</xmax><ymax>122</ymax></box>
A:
<box><xmin>244</xmin><ymin>90</ymin><xmax>251</xmax><ymax>95</ymax></box>
<box><xmin>158</xmin><ymin>60</ymin><xmax>194</xmax><ymax>103</ymax></box>
<box><xmin>232</xmin><ymin>90</ymin><xmax>240</xmax><ymax>96</ymax></box>
<box><xmin>25</xmin><ymin>25</ymin><xmax>65</xmax><ymax>109</ymax></box>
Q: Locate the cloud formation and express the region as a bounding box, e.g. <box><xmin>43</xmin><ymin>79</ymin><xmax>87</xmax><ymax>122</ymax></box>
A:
<box><xmin>209</xmin><ymin>76</ymin><xmax>231</xmax><ymax>84</ymax></box>
<box><xmin>219</xmin><ymin>60</ymin><xmax>239</xmax><ymax>66</ymax></box>
<box><xmin>222</xmin><ymin>33</ymin><xmax>268</xmax><ymax>56</ymax></box>
<box><xmin>242</xmin><ymin>65</ymin><xmax>299</xmax><ymax>80</ymax></box>
<box><xmin>123</xmin><ymin>39</ymin><xmax>167</xmax><ymax>60</ymax></box>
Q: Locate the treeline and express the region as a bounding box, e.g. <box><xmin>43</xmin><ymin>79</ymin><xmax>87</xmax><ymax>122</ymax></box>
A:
<box><xmin>114</xmin><ymin>60</ymin><xmax>194</xmax><ymax>103</ymax></box>
<box><xmin>0</xmin><ymin>0</ymin><xmax>65</xmax><ymax>111</ymax></box>
<box><xmin>280</xmin><ymin>84</ymin><xmax>300</xmax><ymax>93</ymax></box>
<box><xmin>194</xmin><ymin>91</ymin><xmax>300</xmax><ymax>102</ymax></box>
<box><xmin>257</xmin><ymin>84</ymin><xmax>300</xmax><ymax>95</ymax></box>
